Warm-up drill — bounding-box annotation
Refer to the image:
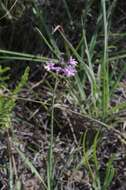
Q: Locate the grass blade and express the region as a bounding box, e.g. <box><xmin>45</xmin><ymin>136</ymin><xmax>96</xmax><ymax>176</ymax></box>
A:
<box><xmin>101</xmin><ymin>0</ymin><xmax>109</xmax><ymax>118</ymax></box>
<box><xmin>15</xmin><ymin>146</ymin><xmax>47</xmax><ymax>189</ymax></box>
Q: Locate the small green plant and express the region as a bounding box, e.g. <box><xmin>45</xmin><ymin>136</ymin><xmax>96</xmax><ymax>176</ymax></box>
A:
<box><xmin>0</xmin><ymin>66</ymin><xmax>29</xmax><ymax>130</ymax></box>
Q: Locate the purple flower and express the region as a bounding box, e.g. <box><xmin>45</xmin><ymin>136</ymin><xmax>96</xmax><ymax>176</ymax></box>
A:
<box><xmin>63</xmin><ymin>65</ymin><xmax>77</xmax><ymax>77</ymax></box>
<box><xmin>44</xmin><ymin>61</ymin><xmax>55</xmax><ymax>71</ymax></box>
<box><xmin>44</xmin><ymin>57</ymin><xmax>77</xmax><ymax>77</ymax></box>
<box><xmin>52</xmin><ymin>66</ymin><xmax>61</xmax><ymax>73</ymax></box>
<box><xmin>68</xmin><ymin>56</ymin><xmax>78</xmax><ymax>66</ymax></box>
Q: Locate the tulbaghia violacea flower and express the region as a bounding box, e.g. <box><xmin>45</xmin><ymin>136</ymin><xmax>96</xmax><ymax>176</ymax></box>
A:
<box><xmin>44</xmin><ymin>57</ymin><xmax>78</xmax><ymax>77</ymax></box>
<box><xmin>68</xmin><ymin>56</ymin><xmax>78</xmax><ymax>66</ymax></box>
<box><xmin>52</xmin><ymin>66</ymin><xmax>62</xmax><ymax>73</ymax></box>
<box><xmin>63</xmin><ymin>65</ymin><xmax>77</xmax><ymax>77</ymax></box>
<box><xmin>44</xmin><ymin>61</ymin><xmax>55</xmax><ymax>71</ymax></box>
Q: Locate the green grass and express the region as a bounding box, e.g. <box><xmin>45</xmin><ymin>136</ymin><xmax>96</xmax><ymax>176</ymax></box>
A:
<box><xmin>82</xmin><ymin>130</ymin><xmax>115</xmax><ymax>190</ymax></box>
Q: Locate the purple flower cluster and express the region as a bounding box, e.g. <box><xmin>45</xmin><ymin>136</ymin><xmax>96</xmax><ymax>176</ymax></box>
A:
<box><xmin>44</xmin><ymin>56</ymin><xmax>78</xmax><ymax>77</ymax></box>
